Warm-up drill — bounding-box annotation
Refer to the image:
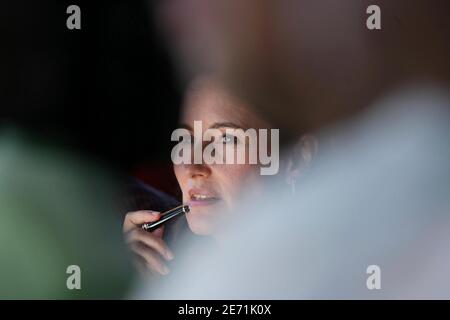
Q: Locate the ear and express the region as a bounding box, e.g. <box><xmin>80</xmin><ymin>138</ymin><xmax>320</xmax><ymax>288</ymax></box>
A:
<box><xmin>285</xmin><ymin>134</ymin><xmax>318</xmax><ymax>183</ymax></box>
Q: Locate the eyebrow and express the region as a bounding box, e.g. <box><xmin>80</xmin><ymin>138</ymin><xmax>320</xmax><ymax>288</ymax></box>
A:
<box><xmin>178</xmin><ymin>122</ymin><xmax>244</xmax><ymax>131</ymax></box>
<box><xmin>209</xmin><ymin>122</ymin><xmax>243</xmax><ymax>130</ymax></box>
<box><xmin>178</xmin><ymin>124</ymin><xmax>193</xmax><ymax>131</ymax></box>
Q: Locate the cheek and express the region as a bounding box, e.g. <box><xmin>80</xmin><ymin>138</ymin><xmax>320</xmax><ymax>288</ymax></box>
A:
<box><xmin>213</xmin><ymin>164</ymin><xmax>261</xmax><ymax>198</ymax></box>
<box><xmin>173</xmin><ymin>165</ymin><xmax>181</xmax><ymax>182</ymax></box>
<box><xmin>173</xmin><ymin>165</ymin><xmax>187</xmax><ymax>194</ymax></box>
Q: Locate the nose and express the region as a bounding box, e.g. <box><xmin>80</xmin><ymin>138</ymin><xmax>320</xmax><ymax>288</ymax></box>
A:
<box><xmin>182</xmin><ymin>163</ymin><xmax>212</xmax><ymax>179</ymax></box>
<box><xmin>182</xmin><ymin>138</ymin><xmax>213</xmax><ymax>178</ymax></box>
<box><xmin>174</xmin><ymin>135</ymin><xmax>213</xmax><ymax>179</ymax></box>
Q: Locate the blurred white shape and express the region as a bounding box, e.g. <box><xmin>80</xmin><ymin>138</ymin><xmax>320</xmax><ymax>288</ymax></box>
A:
<box><xmin>139</xmin><ymin>83</ymin><xmax>450</xmax><ymax>299</ymax></box>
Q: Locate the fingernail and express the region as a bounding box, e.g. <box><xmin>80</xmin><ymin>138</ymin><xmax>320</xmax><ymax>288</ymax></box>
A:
<box><xmin>150</xmin><ymin>211</ymin><xmax>160</xmax><ymax>215</ymax></box>
<box><xmin>162</xmin><ymin>265</ymin><xmax>170</xmax><ymax>275</ymax></box>
<box><xmin>166</xmin><ymin>250</ymin><xmax>174</xmax><ymax>261</ymax></box>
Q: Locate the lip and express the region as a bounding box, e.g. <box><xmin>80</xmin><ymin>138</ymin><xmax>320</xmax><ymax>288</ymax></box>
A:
<box><xmin>187</xmin><ymin>187</ymin><xmax>221</xmax><ymax>207</ymax></box>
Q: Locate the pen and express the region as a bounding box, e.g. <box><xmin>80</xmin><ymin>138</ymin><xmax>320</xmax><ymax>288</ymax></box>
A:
<box><xmin>141</xmin><ymin>204</ymin><xmax>190</xmax><ymax>232</ymax></box>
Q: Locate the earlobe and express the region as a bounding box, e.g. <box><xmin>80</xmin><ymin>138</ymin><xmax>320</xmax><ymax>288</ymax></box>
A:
<box><xmin>285</xmin><ymin>158</ymin><xmax>299</xmax><ymax>195</ymax></box>
<box><xmin>299</xmin><ymin>134</ymin><xmax>318</xmax><ymax>165</ymax></box>
<box><xmin>285</xmin><ymin>134</ymin><xmax>318</xmax><ymax>193</ymax></box>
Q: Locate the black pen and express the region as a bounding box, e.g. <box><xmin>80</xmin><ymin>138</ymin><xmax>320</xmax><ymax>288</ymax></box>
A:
<box><xmin>141</xmin><ymin>205</ymin><xmax>190</xmax><ymax>232</ymax></box>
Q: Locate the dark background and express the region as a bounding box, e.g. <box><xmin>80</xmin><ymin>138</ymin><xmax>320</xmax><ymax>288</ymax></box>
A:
<box><xmin>1</xmin><ymin>0</ymin><xmax>182</xmax><ymax>195</ymax></box>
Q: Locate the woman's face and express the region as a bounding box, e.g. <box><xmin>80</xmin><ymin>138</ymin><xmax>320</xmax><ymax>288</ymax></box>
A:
<box><xmin>174</xmin><ymin>79</ymin><xmax>270</xmax><ymax>235</ymax></box>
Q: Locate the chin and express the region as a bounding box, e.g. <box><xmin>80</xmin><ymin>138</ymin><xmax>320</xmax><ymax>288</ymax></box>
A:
<box><xmin>186</xmin><ymin>213</ymin><xmax>215</xmax><ymax>236</ymax></box>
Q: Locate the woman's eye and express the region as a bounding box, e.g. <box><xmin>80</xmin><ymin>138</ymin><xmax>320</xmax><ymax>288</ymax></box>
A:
<box><xmin>221</xmin><ymin>134</ymin><xmax>238</xmax><ymax>144</ymax></box>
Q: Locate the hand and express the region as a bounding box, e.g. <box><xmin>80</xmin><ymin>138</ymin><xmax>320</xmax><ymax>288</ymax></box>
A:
<box><xmin>123</xmin><ymin>210</ymin><xmax>175</xmax><ymax>276</ymax></box>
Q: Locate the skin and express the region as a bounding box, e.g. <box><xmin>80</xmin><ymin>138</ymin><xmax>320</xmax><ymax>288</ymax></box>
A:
<box><xmin>174</xmin><ymin>77</ymin><xmax>272</xmax><ymax>235</ymax></box>
<box><xmin>123</xmin><ymin>77</ymin><xmax>274</xmax><ymax>276</ymax></box>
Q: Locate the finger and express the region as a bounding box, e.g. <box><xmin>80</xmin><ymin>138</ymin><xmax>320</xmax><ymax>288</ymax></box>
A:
<box><xmin>130</xmin><ymin>242</ymin><xmax>170</xmax><ymax>275</ymax></box>
<box><xmin>151</xmin><ymin>225</ymin><xmax>165</xmax><ymax>239</ymax></box>
<box><xmin>132</xmin><ymin>253</ymin><xmax>160</xmax><ymax>278</ymax></box>
<box><xmin>126</xmin><ymin>229</ymin><xmax>174</xmax><ymax>261</ymax></box>
<box><xmin>123</xmin><ymin>210</ymin><xmax>161</xmax><ymax>233</ymax></box>
<box><xmin>131</xmin><ymin>253</ymin><xmax>150</xmax><ymax>276</ymax></box>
